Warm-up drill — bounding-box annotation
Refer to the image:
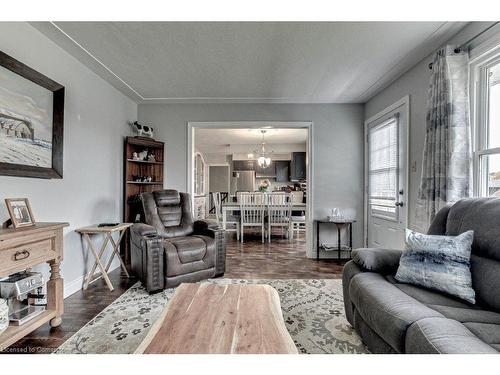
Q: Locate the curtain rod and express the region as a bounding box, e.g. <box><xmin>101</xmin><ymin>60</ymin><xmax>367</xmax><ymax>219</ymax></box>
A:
<box><xmin>428</xmin><ymin>22</ymin><xmax>500</xmax><ymax>70</ymax></box>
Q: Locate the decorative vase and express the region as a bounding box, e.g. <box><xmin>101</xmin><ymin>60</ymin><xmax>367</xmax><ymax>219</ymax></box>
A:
<box><xmin>259</xmin><ymin>179</ymin><xmax>270</xmax><ymax>193</ymax></box>
<box><xmin>0</xmin><ymin>299</ymin><xmax>8</xmax><ymax>335</ymax></box>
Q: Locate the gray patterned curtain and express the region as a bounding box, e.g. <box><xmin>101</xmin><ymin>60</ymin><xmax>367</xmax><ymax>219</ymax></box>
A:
<box><xmin>415</xmin><ymin>46</ymin><xmax>471</xmax><ymax>230</ymax></box>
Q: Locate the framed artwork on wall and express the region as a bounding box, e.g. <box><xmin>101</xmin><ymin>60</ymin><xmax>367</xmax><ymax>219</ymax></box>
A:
<box><xmin>0</xmin><ymin>50</ymin><xmax>64</xmax><ymax>179</ymax></box>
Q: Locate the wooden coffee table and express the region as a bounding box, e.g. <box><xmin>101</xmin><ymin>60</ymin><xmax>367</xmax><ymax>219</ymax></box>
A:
<box><xmin>135</xmin><ymin>283</ymin><xmax>298</xmax><ymax>354</ymax></box>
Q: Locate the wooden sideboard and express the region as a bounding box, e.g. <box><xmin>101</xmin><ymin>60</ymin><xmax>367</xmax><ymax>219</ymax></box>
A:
<box><xmin>0</xmin><ymin>222</ymin><xmax>68</xmax><ymax>350</ymax></box>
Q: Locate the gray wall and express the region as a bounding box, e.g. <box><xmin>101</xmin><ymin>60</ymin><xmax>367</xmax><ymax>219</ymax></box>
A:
<box><xmin>365</xmin><ymin>22</ymin><xmax>500</xmax><ymax>231</ymax></box>
<box><xmin>138</xmin><ymin>103</ymin><xmax>365</xmax><ymax>256</ymax></box>
<box><xmin>0</xmin><ymin>22</ymin><xmax>137</xmax><ymax>296</ymax></box>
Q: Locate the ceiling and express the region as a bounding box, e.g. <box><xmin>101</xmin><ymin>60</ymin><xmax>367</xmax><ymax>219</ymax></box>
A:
<box><xmin>32</xmin><ymin>22</ymin><xmax>468</xmax><ymax>104</ymax></box>
<box><xmin>195</xmin><ymin>128</ymin><xmax>307</xmax><ymax>146</ymax></box>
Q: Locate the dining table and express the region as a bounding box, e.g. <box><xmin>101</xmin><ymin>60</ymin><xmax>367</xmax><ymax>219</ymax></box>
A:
<box><xmin>221</xmin><ymin>201</ymin><xmax>306</xmax><ymax>231</ymax></box>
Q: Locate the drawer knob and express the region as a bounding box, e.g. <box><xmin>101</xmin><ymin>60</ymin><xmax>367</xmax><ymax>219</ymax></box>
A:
<box><xmin>14</xmin><ymin>249</ymin><xmax>30</xmax><ymax>261</ymax></box>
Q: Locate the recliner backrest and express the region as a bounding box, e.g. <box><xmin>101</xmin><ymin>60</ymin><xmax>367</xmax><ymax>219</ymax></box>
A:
<box><xmin>141</xmin><ymin>189</ymin><xmax>194</xmax><ymax>238</ymax></box>
<box><xmin>429</xmin><ymin>198</ymin><xmax>500</xmax><ymax>311</ymax></box>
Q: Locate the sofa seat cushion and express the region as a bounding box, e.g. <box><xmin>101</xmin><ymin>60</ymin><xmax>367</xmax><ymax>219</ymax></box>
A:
<box><xmin>405</xmin><ymin>318</ymin><xmax>498</xmax><ymax>353</ymax></box>
<box><xmin>163</xmin><ymin>235</ymin><xmax>216</xmax><ymax>277</ymax></box>
<box><xmin>428</xmin><ymin>305</ymin><xmax>500</xmax><ymax>325</ymax></box>
<box><xmin>386</xmin><ymin>275</ymin><xmax>474</xmax><ymax>309</ymax></box>
<box><xmin>463</xmin><ymin>322</ymin><xmax>500</xmax><ymax>348</ymax></box>
<box><xmin>349</xmin><ymin>273</ymin><xmax>444</xmax><ymax>352</ymax></box>
<box><xmin>386</xmin><ymin>274</ymin><xmax>500</xmax><ymax>323</ymax></box>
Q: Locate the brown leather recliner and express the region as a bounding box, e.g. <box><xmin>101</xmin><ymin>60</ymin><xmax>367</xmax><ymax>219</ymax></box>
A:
<box><xmin>130</xmin><ymin>189</ymin><xmax>226</xmax><ymax>293</ymax></box>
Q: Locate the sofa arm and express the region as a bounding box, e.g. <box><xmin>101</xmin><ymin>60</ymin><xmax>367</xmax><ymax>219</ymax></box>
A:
<box><xmin>352</xmin><ymin>248</ymin><xmax>402</xmax><ymax>274</ymax></box>
<box><xmin>193</xmin><ymin>219</ymin><xmax>226</xmax><ymax>277</ymax></box>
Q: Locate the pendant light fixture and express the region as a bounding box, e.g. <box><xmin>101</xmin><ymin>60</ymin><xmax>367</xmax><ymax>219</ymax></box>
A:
<box><xmin>257</xmin><ymin>130</ymin><xmax>271</xmax><ymax>168</ymax></box>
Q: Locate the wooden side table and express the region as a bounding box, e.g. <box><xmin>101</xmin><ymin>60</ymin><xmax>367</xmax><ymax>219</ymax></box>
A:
<box><xmin>0</xmin><ymin>222</ymin><xmax>68</xmax><ymax>350</ymax></box>
<box><xmin>315</xmin><ymin>219</ymin><xmax>356</xmax><ymax>261</ymax></box>
<box><xmin>76</xmin><ymin>223</ymin><xmax>132</xmax><ymax>291</ymax></box>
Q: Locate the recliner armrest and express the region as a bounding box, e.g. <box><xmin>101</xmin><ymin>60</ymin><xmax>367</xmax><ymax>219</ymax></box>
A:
<box><xmin>352</xmin><ymin>248</ymin><xmax>402</xmax><ymax>275</ymax></box>
<box><xmin>193</xmin><ymin>219</ymin><xmax>226</xmax><ymax>277</ymax></box>
<box><xmin>130</xmin><ymin>223</ymin><xmax>164</xmax><ymax>293</ymax></box>
<box><xmin>131</xmin><ymin>223</ymin><xmax>158</xmax><ymax>237</ymax></box>
<box><xmin>193</xmin><ymin>219</ymin><xmax>221</xmax><ymax>237</ymax></box>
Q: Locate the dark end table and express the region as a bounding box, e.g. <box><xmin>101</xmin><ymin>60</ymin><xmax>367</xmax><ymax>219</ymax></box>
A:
<box><xmin>315</xmin><ymin>219</ymin><xmax>356</xmax><ymax>261</ymax></box>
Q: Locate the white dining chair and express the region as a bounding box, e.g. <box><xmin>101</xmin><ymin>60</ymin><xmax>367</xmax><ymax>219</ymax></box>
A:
<box><xmin>212</xmin><ymin>192</ymin><xmax>240</xmax><ymax>240</ymax></box>
<box><xmin>267</xmin><ymin>193</ymin><xmax>292</xmax><ymax>243</ymax></box>
<box><xmin>290</xmin><ymin>191</ymin><xmax>304</xmax><ymax>204</ymax></box>
<box><xmin>290</xmin><ymin>191</ymin><xmax>306</xmax><ymax>240</ymax></box>
<box><xmin>239</xmin><ymin>192</ymin><xmax>266</xmax><ymax>243</ymax></box>
<box><xmin>290</xmin><ymin>215</ymin><xmax>306</xmax><ymax>239</ymax></box>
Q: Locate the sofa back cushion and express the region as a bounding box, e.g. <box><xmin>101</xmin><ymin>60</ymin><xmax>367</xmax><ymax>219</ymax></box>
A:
<box><xmin>445</xmin><ymin>198</ymin><xmax>500</xmax><ymax>261</ymax></box>
<box><xmin>430</xmin><ymin>198</ymin><xmax>500</xmax><ymax>311</ymax></box>
<box><xmin>471</xmin><ymin>255</ymin><xmax>500</xmax><ymax>311</ymax></box>
<box><xmin>142</xmin><ymin>190</ymin><xmax>194</xmax><ymax>237</ymax></box>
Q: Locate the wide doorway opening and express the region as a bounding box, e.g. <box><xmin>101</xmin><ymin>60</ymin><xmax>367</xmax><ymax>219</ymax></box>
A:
<box><xmin>188</xmin><ymin>122</ymin><xmax>317</xmax><ymax>278</ymax></box>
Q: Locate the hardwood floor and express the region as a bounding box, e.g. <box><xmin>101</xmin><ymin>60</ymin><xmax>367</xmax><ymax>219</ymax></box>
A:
<box><xmin>2</xmin><ymin>270</ymin><xmax>137</xmax><ymax>354</ymax></box>
<box><xmin>225</xmin><ymin>229</ymin><xmax>346</xmax><ymax>279</ymax></box>
<box><xmin>2</xmin><ymin>229</ymin><xmax>346</xmax><ymax>354</ymax></box>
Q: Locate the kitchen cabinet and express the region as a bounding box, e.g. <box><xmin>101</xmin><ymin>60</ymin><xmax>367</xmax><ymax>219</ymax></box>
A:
<box><xmin>234</xmin><ymin>159</ymin><xmax>293</xmax><ymax>180</ymax></box>
<box><xmin>255</xmin><ymin>161</ymin><xmax>276</xmax><ymax>178</ymax></box>
<box><xmin>233</xmin><ymin>160</ymin><xmax>255</xmax><ymax>171</ymax></box>
<box><xmin>275</xmin><ymin>161</ymin><xmax>290</xmax><ymax>182</ymax></box>
<box><xmin>291</xmin><ymin>152</ymin><xmax>306</xmax><ymax>181</ymax></box>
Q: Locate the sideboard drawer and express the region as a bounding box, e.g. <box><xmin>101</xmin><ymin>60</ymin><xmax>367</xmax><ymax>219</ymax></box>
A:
<box><xmin>0</xmin><ymin>238</ymin><xmax>55</xmax><ymax>272</ymax></box>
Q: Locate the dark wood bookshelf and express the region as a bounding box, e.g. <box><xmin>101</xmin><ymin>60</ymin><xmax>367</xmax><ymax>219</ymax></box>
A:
<box><xmin>126</xmin><ymin>181</ymin><xmax>164</xmax><ymax>185</ymax></box>
<box><xmin>123</xmin><ymin>136</ymin><xmax>165</xmax><ymax>263</ymax></box>
<box><xmin>126</xmin><ymin>159</ymin><xmax>164</xmax><ymax>165</ymax></box>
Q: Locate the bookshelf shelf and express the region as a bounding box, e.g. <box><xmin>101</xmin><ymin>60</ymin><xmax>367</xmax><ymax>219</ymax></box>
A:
<box><xmin>123</xmin><ymin>136</ymin><xmax>165</xmax><ymax>263</ymax></box>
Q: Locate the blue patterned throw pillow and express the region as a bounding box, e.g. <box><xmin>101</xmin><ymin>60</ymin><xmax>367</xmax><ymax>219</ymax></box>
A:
<box><xmin>395</xmin><ymin>229</ymin><xmax>475</xmax><ymax>304</ymax></box>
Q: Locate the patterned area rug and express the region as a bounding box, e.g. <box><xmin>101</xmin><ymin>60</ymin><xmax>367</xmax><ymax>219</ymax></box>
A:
<box><xmin>55</xmin><ymin>279</ymin><xmax>367</xmax><ymax>354</ymax></box>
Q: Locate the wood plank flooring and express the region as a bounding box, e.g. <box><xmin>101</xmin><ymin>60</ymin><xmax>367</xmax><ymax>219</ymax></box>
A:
<box><xmin>2</xmin><ymin>229</ymin><xmax>346</xmax><ymax>354</ymax></box>
<box><xmin>225</xmin><ymin>229</ymin><xmax>346</xmax><ymax>279</ymax></box>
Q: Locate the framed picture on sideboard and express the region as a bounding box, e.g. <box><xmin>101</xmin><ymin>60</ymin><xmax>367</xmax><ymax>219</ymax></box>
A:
<box><xmin>5</xmin><ymin>198</ymin><xmax>36</xmax><ymax>228</ymax></box>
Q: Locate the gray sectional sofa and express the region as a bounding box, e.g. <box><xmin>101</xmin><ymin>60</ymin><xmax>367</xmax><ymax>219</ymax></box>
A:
<box><xmin>342</xmin><ymin>198</ymin><xmax>500</xmax><ymax>353</ymax></box>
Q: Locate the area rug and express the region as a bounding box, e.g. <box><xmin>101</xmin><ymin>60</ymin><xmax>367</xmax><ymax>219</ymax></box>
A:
<box><xmin>55</xmin><ymin>279</ymin><xmax>367</xmax><ymax>354</ymax></box>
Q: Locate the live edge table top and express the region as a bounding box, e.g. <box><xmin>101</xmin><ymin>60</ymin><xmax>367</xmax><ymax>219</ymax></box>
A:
<box><xmin>135</xmin><ymin>283</ymin><xmax>298</xmax><ymax>354</ymax></box>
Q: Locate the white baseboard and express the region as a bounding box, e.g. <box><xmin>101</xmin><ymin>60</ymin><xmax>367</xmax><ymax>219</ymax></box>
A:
<box><xmin>63</xmin><ymin>263</ymin><xmax>120</xmax><ymax>299</ymax></box>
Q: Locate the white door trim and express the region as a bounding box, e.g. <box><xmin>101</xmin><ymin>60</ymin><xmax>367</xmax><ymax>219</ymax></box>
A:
<box><xmin>187</xmin><ymin>121</ymin><xmax>314</xmax><ymax>257</ymax></box>
<box><xmin>364</xmin><ymin>96</ymin><xmax>410</xmax><ymax>247</ymax></box>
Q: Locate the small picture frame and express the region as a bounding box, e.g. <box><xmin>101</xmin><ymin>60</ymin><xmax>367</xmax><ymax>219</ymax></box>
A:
<box><xmin>5</xmin><ymin>198</ymin><xmax>35</xmax><ymax>228</ymax></box>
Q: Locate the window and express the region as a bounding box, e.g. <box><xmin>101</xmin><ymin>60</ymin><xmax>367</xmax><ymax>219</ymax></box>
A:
<box><xmin>471</xmin><ymin>50</ymin><xmax>500</xmax><ymax>197</ymax></box>
<box><xmin>368</xmin><ymin>116</ymin><xmax>398</xmax><ymax>219</ymax></box>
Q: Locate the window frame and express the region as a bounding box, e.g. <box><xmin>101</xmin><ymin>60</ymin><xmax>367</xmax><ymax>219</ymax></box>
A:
<box><xmin>470</xmin><ymin>48</ymin><xmax>500</xmax><ymax>197</ymax></box>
